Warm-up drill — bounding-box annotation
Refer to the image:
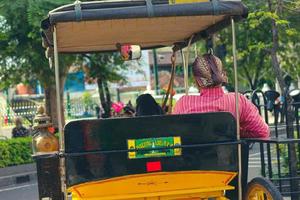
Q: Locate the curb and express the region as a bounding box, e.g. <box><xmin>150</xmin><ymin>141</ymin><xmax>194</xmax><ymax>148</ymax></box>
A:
<box><xmin>0</xmin><ymin>164</ymin><xmax>37</xmax><ymax>189</ymax></box>
<box><xmin>0</xmin><ymin>172</ymin><xmax>37</xmax><ymax>188</ymax></box>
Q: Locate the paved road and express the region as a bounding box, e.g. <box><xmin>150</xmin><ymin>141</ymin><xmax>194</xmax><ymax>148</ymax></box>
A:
<box><xmin>248</xmin><ymin>143</ymin><xmax>265</xmax><ymax>180</ymax></box>
<box><xmin>0</xmin><ymin>183</ymin><xmax>38</xmax><ymax>200</ymax></box>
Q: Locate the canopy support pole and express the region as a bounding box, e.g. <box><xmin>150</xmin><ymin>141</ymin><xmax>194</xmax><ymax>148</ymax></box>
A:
<box><xmin>153</xmin><ymin>49</ymin><xmax>159</xmax><ymax>95</ymax></box>
<box><xmin>231</xmin><ymin>18</ymin><xmax>242</xmax><ymax>200</ymax></box>
<box><xmin>181</xmin><ymin>50</ymin><xmax>187</xmax><ymax>94</ymax></box>
<box><xmin>182</xmin><ymin>35</ymin><xmax>194</xmax><ymax>95</ymax></box>
<box><xmin>53</xmin><ymin>26</ymin><xmax>67</xmax><ymax>199</ymax></box>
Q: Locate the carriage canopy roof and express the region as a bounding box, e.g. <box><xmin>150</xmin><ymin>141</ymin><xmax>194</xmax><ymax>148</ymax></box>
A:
<box><xmin>41</xmin><ymin>0</ymin><xmax>247</xmax><ymax>54</ymax></box>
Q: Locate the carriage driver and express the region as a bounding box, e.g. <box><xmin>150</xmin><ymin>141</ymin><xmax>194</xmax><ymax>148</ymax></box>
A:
<box><xmin>173</xmin><ymin>52</ymin><xmax>270</xmax><ymax>138</ymax></box>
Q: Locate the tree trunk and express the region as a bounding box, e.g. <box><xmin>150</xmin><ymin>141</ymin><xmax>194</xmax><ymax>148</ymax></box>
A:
<box><xmin>241</xmin><ymin>66</ymin><xmax>254</xmax><ymax>90</ymax></box>
<box><xmin>43</xmin><ymin>73</ymin><xmax>66</xmax><ymax>129</ymax></box>
<box><xmin>240</xmin><ymin>58</ymin><xmax>255</xmax><ymax>90</ymax></box>
<box><xmin>270</xmin><ymin>51</ymin><xmax>285</xmax><ymax>92</ymax></box>
<box><xmin>103</xmin><ymin>80</ymin><xmax>111</xmax><ymax>113</ymax></box>
<box><xmin>97</xmin><ymin>78</ymin><xmax>110</xmax><ymax>118</ymax></box>
<box><xmin>44</xmin><ymin>85</ymin><xmax>65</xmax><ymax>129</ymax></box>
<box><xmin>252</xmin><ymin>53</ymin><xmax>265</xmax><ymax>89</ymax></box>
<box><xmin>267</xmin><ymin>0</ymin><xmax>286</xmax><ymax>92</ymax></box>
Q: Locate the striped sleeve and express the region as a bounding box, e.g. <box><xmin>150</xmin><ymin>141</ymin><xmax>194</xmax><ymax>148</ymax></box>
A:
<box><xmin>239</xmin><ymin>95</ymin><xmax>270</xmax><ymax>138</ymax></box>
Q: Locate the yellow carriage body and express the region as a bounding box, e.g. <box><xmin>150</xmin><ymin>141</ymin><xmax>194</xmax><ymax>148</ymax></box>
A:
<box><xmin>69</xmin><ymin>171</ymin><xmax>236</xmax><ymax>200</ymax></box>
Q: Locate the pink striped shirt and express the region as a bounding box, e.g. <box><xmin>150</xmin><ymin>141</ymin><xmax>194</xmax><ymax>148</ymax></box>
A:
<box><xmin>173</xmin><ymin>87</ymin><xmax>270</xmax><ymax>138</ymax></box>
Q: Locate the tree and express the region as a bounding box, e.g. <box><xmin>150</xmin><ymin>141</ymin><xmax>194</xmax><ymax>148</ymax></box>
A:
<box><xmin>0</xmin><ymin>0</ymin><xmax>74</xmax><ymax>127</ymax></box>
<box><xmin>278</xmin><ymin>0</ymin><xmax>300</xmax><ymax>83</ymax></box>
<box><xmin>82</xmin><ymin>53</ymin><xmax>126</xmax><ymax>118</ymax></box>
<box><xmin>0</xmin><ymin>0</ymin><xmax>143</xmax><ymax>123</ymax></box>
<box><xmin>265</xmin><ymin>0</ymin><xmax>300</xmax><ymax>197</ymax></box>
<box><xmin>205</xmin><ymin>0</ymin><xmax>300</xmax><ymax>91</ymax></box>
<box><xmin>82</xmin><ymin>91</ymin><xmax>93</xmax><ymax>113</ymax></box>
<box><xmin>217</xmin><ymin>18</ymin><xmax>274</xmax><ymax>90</ymax></box>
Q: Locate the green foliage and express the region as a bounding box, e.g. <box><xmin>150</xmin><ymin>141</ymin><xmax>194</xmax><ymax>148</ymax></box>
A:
<box><xmin>0</xmin><ymin>137</ymin><xmax>33</xmax><ymax>168</ymax></box>
<box><xmin>82</xmin><ymin>91</ymin><xmax>93</xmax><ymax>109</ymax></box>
<box><xmin>83</xmin><ymin>53</ymin><xmax>126</xmax><ymax>82</ymax></box>
<box><xmin>0</xmin><ymin>0</ymin><xmax>77</xmax><ymax>126</ymax></box>
<box><xmin>81</xmin><ymin>53</ymin><xmax>128</xmax><ymax>117</ymax></box>
<box><xmin>0</xmin><ymin>0</ymin><xmax>134</xmax><ymax>89</ymax></box>
<box><xmin>278</xmin><ymin>142</ymin><xmax>300</xmax><ymax>175</ymax></box>
<box><xmin>194</xmin><ymin>0</ymin><xmax>300</xmax><ymax>91</ymax></box>
<box><xmin>0</xmin><ymin>141</ymin><xmax>10</xmax><ymax>168</ymax></box>
<box><xmin>0</xmin><ymin>0</ymin><xmax>74</xmax><ymax>89</ymax></box>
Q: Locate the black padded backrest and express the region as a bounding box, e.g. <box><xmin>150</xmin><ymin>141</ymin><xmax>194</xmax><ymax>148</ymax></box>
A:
<box><xmin>64</xmin><ymin>112</ymin><xmax>238</xmax><ymax>186</ymax></box>
<box><xmin>65</xmin><ymin>112</ymin><xmax>237</xmax><ymax>153</ymax></box>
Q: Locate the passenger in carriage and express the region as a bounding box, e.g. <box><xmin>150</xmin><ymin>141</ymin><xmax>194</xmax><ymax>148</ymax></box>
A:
<box><xmin>173</xmin><ymin>53</ymin><xmax>270</xmax><ymax>138</ymax></box>
<box><xmin>123</xmin><ymin>101</ymin><xmax>136</xmax><ymax>117</ymax></box>
<box><xmin>135</xmin><ymin>94</ymin><xmax>165</xmax><ymax>116</ymax></box>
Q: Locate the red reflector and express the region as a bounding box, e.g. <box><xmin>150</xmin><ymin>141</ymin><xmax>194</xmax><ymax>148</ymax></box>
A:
<box><xmin>146</xmin><ymin>161</ymin><xmax>162</xmax><ymax>172</ymax></box>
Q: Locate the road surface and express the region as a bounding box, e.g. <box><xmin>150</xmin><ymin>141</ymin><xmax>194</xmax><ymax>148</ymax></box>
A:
<box><xmin>0</xmin><ymin>183</ymin><xmax>38</xmax><ymax>200</ymax></box>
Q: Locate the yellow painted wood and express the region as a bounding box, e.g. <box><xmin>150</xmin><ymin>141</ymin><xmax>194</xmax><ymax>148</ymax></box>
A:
<box><xmin>72</xmin><ymin>190</ymin><xmax>229</xmax><ymax>200</ymax></box>
<box><xmin>246</xmin><ymin>183</ymin><xmax>274</xmax><ymax>200</ymax></box>
<box><xmin>68</xmin><ymin>171</ymin><xmax>237</xmax><ymax>200</ymax></box>
<box><xmin>169</xmin><ymin>0</ymin><xmax>209</xmax><ymax>5</ymax></box>
<box><xmin>173</xmin><ymin>137</ymin><xmax>182</xmax><ymax>156</ymax></box>
<box><xmin>127</xmin><ymin>139</ymin><xmax>136</xmax><ymax>159</ymax></box>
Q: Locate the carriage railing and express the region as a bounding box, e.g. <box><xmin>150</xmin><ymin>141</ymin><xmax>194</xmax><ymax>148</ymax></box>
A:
<box><xmin>244</xmin><ymin>90</ymin><xmax>300</xmax><ymax>199</ymax></box>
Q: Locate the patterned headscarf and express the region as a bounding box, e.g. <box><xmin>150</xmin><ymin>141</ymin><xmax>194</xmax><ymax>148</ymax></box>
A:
<box><xmin>192</xmin><ymin>53</ymin><xmax>228</xmax><ymax>88</ymax></box>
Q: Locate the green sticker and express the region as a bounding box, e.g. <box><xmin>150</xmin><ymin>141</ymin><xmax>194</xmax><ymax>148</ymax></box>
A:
<box><xmin>127</xmin><ymin>136</ymin><xmax>181</xmax><ymax>159</ymax></box>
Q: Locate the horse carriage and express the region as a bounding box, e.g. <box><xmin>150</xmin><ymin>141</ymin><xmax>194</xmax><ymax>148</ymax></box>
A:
<box><xmin>33</xmin><ymin>0</ymin><xmax>285</xmax><ymax>199</ymax></box>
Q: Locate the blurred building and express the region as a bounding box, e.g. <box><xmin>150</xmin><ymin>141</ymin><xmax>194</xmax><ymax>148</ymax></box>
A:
<box><xmin>148</xmin><ymin>48</ymin><xmax>196</xmax><ymax>90</ymax></box>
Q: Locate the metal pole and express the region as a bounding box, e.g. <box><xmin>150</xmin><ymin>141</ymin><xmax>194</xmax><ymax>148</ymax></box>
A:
<box><xmin>231</xmin><ymin>18</ymin><xmax>242</xmax><ymax>200</ymax></box>
<box><xmin>5</xmin><ymin>89</ymin><xmax>10</xmax><ymax>124</ymax></box>
<box><xmin>183</xmin><ymin>35</ymin><xmax>194</xmax><ymax>95</ymax></box>
<box><xmin>53</xmin><ymin>26</ymin><xmax>66</xmax><ymax>199</ymax></box>
<box><xmin>260</xmin><ymin>143</ymin><xmax>266</xmax><ymax>177</ymax></box>
<box><xmin>152</xmin><ymin>49</ymin><xmax>159</xmax><ymax>95</ymax></box>
<box><xmin>181</xmin><ymin>50</ymin><xmax>188</xmax><ymax>95</ymax></box>
<box><xmin>53</xmin><ymin>26</ymin><xmax>64</xmax><ymax>151</ymax></box>
<box><xmin>67</xmin><ymin>91</ymin><xmax>71</xmax><ymax>117</ymax></box>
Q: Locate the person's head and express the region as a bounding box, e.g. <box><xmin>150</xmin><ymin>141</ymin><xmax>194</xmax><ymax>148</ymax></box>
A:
<box><xmin>136</xmin><ymin>94</ymin><xmax>164</xmax><ymax>116</ymax></box>
<box><xmin>123</xmin><ymin>105</ymin><xmax>135</xmax><ymax>117</ymax></box>
<box><xmin>192</xmin><ymin>53</ymin><xmax>228</xmax><ymax>90</ymax></box>
<box><xmin>15</xmin><ymin>117</ymin><xmax>23</xmax><ymax>128</ymax></box>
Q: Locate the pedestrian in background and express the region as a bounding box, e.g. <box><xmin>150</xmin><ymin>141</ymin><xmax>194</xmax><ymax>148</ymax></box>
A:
<box><xmin>95</xmin><ymin>105</ymin><xmax>101</xmax><ymax>119</ymax></box>
<box><xmin>12</xmin><ymin>117</ymin><xmax>29</xmax><ymax>138</ymax></box>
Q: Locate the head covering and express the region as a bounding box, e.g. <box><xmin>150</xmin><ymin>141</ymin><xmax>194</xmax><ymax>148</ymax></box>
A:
<box><xmin>192</xmin><ymin>53</ymin><xmax>228</xmax><ymax>88</ymax></box>
<box><xmin>136</xmin><ymin>94</ymin><xmax>164</xmax><ymax>116</ymax></box>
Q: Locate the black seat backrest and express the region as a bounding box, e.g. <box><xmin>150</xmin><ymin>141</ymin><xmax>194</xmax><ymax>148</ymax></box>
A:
<box><xmin>65</xmin><ymin>112</ymin><xmax>237</xmax><ymax>152</ymax></box>
<box><xmin>64</xmin><ymin>112</ymin><xmax>238</xmax><ymax>186</ymax></box>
